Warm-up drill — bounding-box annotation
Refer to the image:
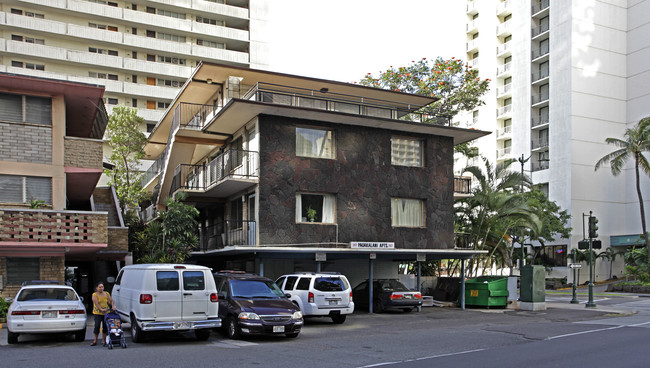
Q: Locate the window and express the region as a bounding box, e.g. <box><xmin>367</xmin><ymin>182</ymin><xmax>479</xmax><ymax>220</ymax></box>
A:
<box><xmin>391</xmin><ymin>137</ymin><xmax>423</xmax><ymax>167</ymax></box>
<box><xmin>89</xmin><ymin>23</ymin><xmax>117</xmax><ymax>31</ymax></box>
<box><xmin>24</xmin><ymin>63</ymin><xmax>45</xmax><ymax>71</ymax></box>
<box><xmin>132</xmin><ymin>98</ymin><xmax>138</xmax><ymax>108</ymax></box>
<box><xmin>0</xmin><ymin>175</ymin><xmax>52</xmax><ymax>204</ymax></box>
<box><xmin>197</xmin><ymin>39</ymin><xmax>224</xmax><ymax>48</ymax></box>
<box><xmin>7</xmin><ymin>258</ymin><xmax>40</xmax><ymax>285</ymax></box>
<box><xmin>146</xmin><ymin>123</ymin><xmax>155</xmax><ymax>132</ymax></box>
<box><xmin>108</xmin><ymin>74</ymin><xmax>118</xmax><ymax>80</ymax></box>
<box><xmin>536</xmin><ymin>245</ymin><xmax>566</xmax><ymax>267</ymax></box>
<box><xmin>183</xmin><ymin>271</ymin><xmax>205</xmax><ymax>291</ymax></box>
<box><xmin>88</xmin><ymin>47</ymin><xmax>118</xmax><ymax>56</ymax></box>
<box><xmin>296</xmin><ymin>193</ymin><xmax>336</xmax><ymax>224</ymax></box>
<box><xmin>158</xmin><ymin>9</ymin><xmax>186</xmax><ymax>19</ymax></box>
<box><xmin>107</xmin><ymin>98</ymin><xmax>118</xmax><ymax>105</ymax></box>
<box><xmin>196</xmin><ymin>16</ymin><xmax>224</xmax><ymax>26</ymax></box>
<box><xmin>157</xmin><ymin>32</ymin><xmax>186</xmax><ymax>43</ymax></box>
<box><xmin>391</xmin><ymin>198</ymin><xmax>425</xmax><ymax>227</ymax></box>
<box><xmin>296</xmin><ymin>127</ymin><xmax>335</xmax><ymax>159</ymax></box>
<box><xmin>157</xmin><ymin>78</ymin><xmax>181</xmax><ymax>87</ymax></box>
<box><xmin>296</xmin><ymin>278</ymin><xmax>311</xmax><ymax>290</ymax></box>
<box><xmin>158</xmin><ymin>55</ymin><xmax>186</xmax><ymax>65</ymax></box>
<box><xmin>25</xmin><ymin>11</ymin><xmax>45</xmax><ymax>18</ymax></box>
<box><xmin>156</xmin><ymin>271</ymin><xmax>179</xmax><ymax>291</ymax></box>
<box><xmin>12</xmin><ymin>34</ymin><xmax>23</xmax><ymax>41</ymax></box>
<box><xmin>157</xmin><ymin>102</ymin><xmax>170</xmax><ymax>109</ymax></box>
<box><xmin>0</xmin><ymin>92</ymin><xmax>51</xmax><ymax>125</ymax></box>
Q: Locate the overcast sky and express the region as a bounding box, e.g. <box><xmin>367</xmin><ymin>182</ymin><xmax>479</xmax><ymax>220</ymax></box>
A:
<box><xmin>267</xmin><ymin>0</ymin><xmax>466</xmax><ymax>83</ymax></box>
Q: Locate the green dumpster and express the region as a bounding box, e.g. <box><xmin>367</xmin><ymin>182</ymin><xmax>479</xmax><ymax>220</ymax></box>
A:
<box><xmin>463</xmin><ymin>276</ymin><xmax>508</xmax><ymax>308</ymax></box>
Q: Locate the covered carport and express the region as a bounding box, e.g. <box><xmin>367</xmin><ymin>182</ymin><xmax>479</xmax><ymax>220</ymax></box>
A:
<box><xmin>194</xmin><ymin>246</ymin><xmax>487</xmax><ymax>311</ymax></box>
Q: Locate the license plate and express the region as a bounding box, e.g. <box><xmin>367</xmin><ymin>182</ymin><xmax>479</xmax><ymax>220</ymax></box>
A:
<box><xmin>273</xmin><ymin>326</ymin><xmax>285</xmax><ymax>333</ymax></box>
<box><xmin>470</xmin><ymin>290</ymin><xmax>479</xmax><ymax>297</ymax></box>
<box><xmin>173</xmin><ymin>321</ymin><xmax>191</xmax><ymax>329</ymax></box>
<box><xmin>329</xmin><ymin>300</ymin><xmax>338</xmax><ymax>305</ymax></box>
<box><xmin>42</xmin><ymin>311</ymin><xmax>57</xmax><ymax>318</ymax></box>
<box><xmin>404</xmin><ymin>295</ymin><xmax>412</xmax><ymax>299</ymax></box>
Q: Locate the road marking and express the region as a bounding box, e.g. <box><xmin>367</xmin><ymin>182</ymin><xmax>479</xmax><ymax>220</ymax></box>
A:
<box><xmin>357</xmin><ymin>348</ymin><xmax>487</xmax><ymax>368</ymax></box>
<box><xmin>211</xmin><ymin>339</ymin><xmax>258</xmax><ymax>348</ymax></box>
<box><xmin>546</xmin><ymin>325</ymin><xmax>624</xmax><ymax>340</ymax></box>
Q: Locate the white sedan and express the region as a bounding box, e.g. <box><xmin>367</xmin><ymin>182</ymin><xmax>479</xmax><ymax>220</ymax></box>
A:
<box><xmin>7</xmin><ymin>281</ymin><xmax>87</xmax><ymax>344</ymax></box>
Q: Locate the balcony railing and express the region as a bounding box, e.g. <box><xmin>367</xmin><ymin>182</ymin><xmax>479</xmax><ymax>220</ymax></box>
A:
<box><xmin>497</xmin><ymin>83</ymin><xmax>512</xmax><ymax>96</ymax></box>
<box><xmin>532</xmin><ymin>23</ymin><xmax>550</xmax><ymax>38</ymax></box>
<box><xmin>455</xmin><ymin>232</ymin><xmax>472</xmax><ymax>249</ymax></box>
<box><xmin>497</xmin><ymin>62</ymin><xmax>512</xmax><ymax>76</ymax></box>
<box><xmin>531</xmin><ymin>137</ymin><xmax>549</xmax><ymax>150</ymax></box>
<box><xmin>454</xmin><ymin>177</ymin><xmax>471</xmax><ymax>195</ymax></box>
<box><xmin>497</xmin><ymin>105</ymin><xmax>513</xmax><ymax>117</ymax></box>
<box><xmin>531</xmin><ymin>160</ymin><xmax>550</xmax><ymax>171</ymax></box>
<box><xmin>496</xmin><ymin>147</ymin><xmax>512</xmax><ymax>158</ymax></box>
<box><xmin>199</xmin><ymin>220</ymin><xmax>256</xmax><ymax>250</ymax></box>
<box><xmin>497</xmin><ymin>41</ymin><xmax>512</xmax><ymax>55</ymax></box>
<box><xmin>496</xmin><ymin>125</ymin><xmax>512</xmax><ymax>138</ymax></box>
<box><xmin>532</xmin><ymin>69</ymin><xmax>550</xmax><ymax>82</ymax></box>
<box><xmin>532</xmin><ymin>0</ymin><xmax>550</xmax><ymax>15</ymax></box>
<box><xmin>532</xmin><ymin>93</ymin><xmax>549</xmax><ymax>105</ymax></box>
<box><xmin>497</xmin><ymin>0</ymin><xmax>511</xmax><ymax>15</ymax></box>
<box><xmin>531</xmin><ymin>116</ymin><xmax>550</xmax><ymax>127</ymax></box>
<box><xmin>532</xmin><ymin>47</ymin><xmax>550</xmax><ymax>60</ymax></box>
<box><xmin>141</xmin><ymin>154</ymin><xmax>166</xmax><ymax>187</ymax></box>
<box><xmin>497</xmin><ymin>19</ymin><xmax>512</xmax><ymax>35</ymax></box>
<box><xmin>169</xmin><ymin>149</ymin><xmax>259</xmax><ymax>195</ymax></box>
<box><xmin>0</xmin><ymin>208</ymin><xmax>108</xmax><ymax>244</ymax></box>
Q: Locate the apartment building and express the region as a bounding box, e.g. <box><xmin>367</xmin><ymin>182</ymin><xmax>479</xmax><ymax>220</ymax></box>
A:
<box><xmin>460</xmin><ymin>0</ymin><xmax>650</xmax><ymax>280</ymax></box>
<box><xmin>0</xmin><ymin>0</ymin><xmax>269</xmax><ymax>173</ymax></box>
<box><xmin>141</xmin><ymin>62</ymin><xmax>488</xmax><ymax>289</ymax></box>
<box><xmin>0</xmin><ymin>73</ymin><xmax>128</xmax><ymax>306</ymax></box>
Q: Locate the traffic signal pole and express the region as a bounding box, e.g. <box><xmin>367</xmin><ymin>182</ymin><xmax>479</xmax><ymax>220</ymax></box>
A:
<box><xmin>586</xmin><ymin>211</ymin><xmax>597</xmax><ymax>308</ymax></box>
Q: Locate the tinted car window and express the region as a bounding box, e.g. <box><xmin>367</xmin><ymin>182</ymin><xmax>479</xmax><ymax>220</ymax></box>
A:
<box><xmin>17</xmin><ymin>288</ymin><xmax>77</xmax><ymax>301</ymax></box>
<box><xmin>354</xmin><ymin>281</ymin><xmax>368</xmax><ymax>293</ymax></box>
<box><xmin>378</xmin><ymin>280</ymin><xmax>409</xmax><ymax>291</ymax></box>
<box><xmin>285</xmin><ymin>276</ymin><xmax>299</xmax><ymax>290</ymax></box>
<box><xmin>275</xmin><ymin>276</ymin><xmax>286</xmax><ymax>289</ymax></box>
<box><xmin>314</xmin><ymin>277</ymin><xmax>346</xmax><ymax>291</ymax></box>
<box><xmin>156</xmin><ymin>271</ymin><xmax>179</xmax><ymax>291</ymax></box>
<box><xmin>230</xmin><ymin>279</ymin><xmax>285</xmax><ymax>298</ymax></box>
<box><xmin>183</xmin><ymin>271</ymin><xmax>205</xmax><ymax>291</ymax></box>
<box><xmin>115</xmin><ymin>270</ymin><xmax>123</xmax><ymax>285</ymax></box>
<box><xmin>296</xmin><ymin>277</ymin><xmax>311</xmax><ymax>290</ymax></box>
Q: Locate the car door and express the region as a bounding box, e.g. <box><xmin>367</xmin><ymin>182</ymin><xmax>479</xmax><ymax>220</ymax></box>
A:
<box><xmin>181</xmin><ymin>270</ymin><xmax>209</xmax><ymax>321</ymax></box>
<box><xmin>111</xmin><ymin>269</ymin><xmax>124</xmax><ymax>314</ymax></box>
<box><xmin>154</xmin><ymin>270</ymin><xmax>182</xmax><ymax>321</ymax></box>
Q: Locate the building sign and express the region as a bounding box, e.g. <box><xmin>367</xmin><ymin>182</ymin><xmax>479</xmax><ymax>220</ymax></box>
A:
<box><xmin>315</xmin><ymin>252</ymin><xmax>326</xmax><ymax>262</ymax></box>
<box><xmin>351</xmin><ymin>242</ymin><xmax>395</xmax><ymax>249</ymax></box>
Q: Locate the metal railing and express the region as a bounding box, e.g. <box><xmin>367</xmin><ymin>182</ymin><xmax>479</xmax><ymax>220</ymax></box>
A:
<box><xmin>532</xmin><ymin>0</ymin><xmax>550</xmax><ymax>15</ymax></box>
<box><xmin>532</xmin><ymin>47</ymin><xmax>550</xmax><ymax>60</ymax></box>
<box><xmin>531</xmin><ymin>137</ymin><xmax>549</xmax><ymax>150</ymax></box>
<box><xmin>454</xmin><ymin>177</ymin><xmax>471</xmax><ymax>195</ymax></box>
<box><xmin>532</xmin><ymin>68</ymin><xmax>550</xmax><ymax>82</ymax></box>
<box><xmin>531</xmin><ymin>160</ymin><xmax>550</xmax><ymax>171</ymax></box>
<box><xmin>497</xmin><ymin>105</ymin><xmax>513</xmax><ymax>117</ymax></box>
<box><xmin>496</xmin><ymin>146</ymin><xmax>512</xmax><ymax>158</ymax></box>
<box><xmin>496</xmin><ymin>125</ymin><xmax>512</xmax><ymax>138</ymax></box>
<box><xmin>169</xmin><ymin>149</ymin><xmax>259</xmax><ymax>195</ymax></box>
<box><xmin>531</xmin><ymin>116</ymin><xmax>550</xmax><ymax>127</ymax></box>
<box><xmin>532</xmin><ymin>22</ymin><xmax>550</xmax><ymax>38</ymax></box>
<box><xmin>497</xmin><ymin>84</ymin><xmax>512</xmax><ymax>96</ymax></box>
<box><xmin>199</xmin><ymin>220</ymin><xmax>256</xmax><ymax>250</ymax></box>
<box><xmin>497</xmin><ymin>19</ymin><xmax>512</xmax><ymax>35</ymax></box>
<box><xmin>497</xmin><ymin>62</ymin><xmax>512</xmax><ymax>75</ymax></box>
<box><xmin>497</xmin><ymin>41</ymin><xmax>512</xmax><ymax>55</ymax></box>
<box><xmin>532</xmin><ymin>93</ymin><xmax>549</xmax><ymax>105</ymax></box>
<box><xmin>141</xmin><ymin>154</ymin><xmax>166</xmax><ymax>187</ymax></box>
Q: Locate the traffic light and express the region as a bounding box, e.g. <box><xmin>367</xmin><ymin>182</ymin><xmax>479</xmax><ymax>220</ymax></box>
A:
<box><xmin>588</xmin><ymin>215</ymin><xmax>599</xmax><ymax>239</ymax></box>
<box><xmin>592</xmin><ymin>240</ymin><xmax>602</xmax><ymax>249</ymax></box>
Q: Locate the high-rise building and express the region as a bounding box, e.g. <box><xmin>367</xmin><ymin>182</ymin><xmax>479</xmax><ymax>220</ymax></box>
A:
<box><xmin>459</xmin><ymin>0</ymin><xmax>650</xmax><ymax>280</ymax></box>
<box><xmin>0</xmin><ymin>0</ymin><xmax>269</xmax><ymax>176</ymax></box>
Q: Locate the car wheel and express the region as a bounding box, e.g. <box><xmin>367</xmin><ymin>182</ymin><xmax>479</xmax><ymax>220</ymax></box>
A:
<box><xmin>285</xmin><ymin>332</ymin><xmax>300</xmax><ymax>338</ymax></box>
<box><xmin>130</xmin><ymin>315</ymin><xmax>145</xmax><ymax>343</ymax></box>
<box><xmin>195</xmin><ymin>329</ymin><xmax>211</xmax><ymax>341</ymax></box>
<box><xmin>74</xmin><ymin>329</ymin><xmax>86</xmax><ymax>342</ymax></box>
<box><xmin>226</xmin><ymin>317</ymin><xmax>241</xmax><ymax>340</ymax></box>
<box><xmin>402</xmin><ymin>307</ymin><xmax>414</xmax><ymax>313</ymax></box>
<box><xmin>373</xmin><ymin>300</ymin><xmax>384</xmax><ymax>313</ymax></box>
<box><xmin>331</xmin><ymin>314</ymin><xmax>346</xmax><ymax>324</ymax></box>
<box><xmin>7</xmin><ymin>330</ymin><xmax>18</xmax><ymax>344</ymax></box>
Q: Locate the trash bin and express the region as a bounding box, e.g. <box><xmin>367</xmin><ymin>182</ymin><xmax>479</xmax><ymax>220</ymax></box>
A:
<box><xmin>463</xmin><ymin>276</ymin><xmax>509</xmax><ymax>308</ymax></box>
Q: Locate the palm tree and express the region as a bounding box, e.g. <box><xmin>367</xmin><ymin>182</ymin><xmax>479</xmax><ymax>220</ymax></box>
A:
<box><xmin>600</xmin><ymin>247</ymin><xmax>622</xmax><ymax>280</ymax></box>
<box><xmin>456</xmin><ymin>157</ymin><xmax>541</xmax><ymax>275</ymax></box>
<box><xmin>595</xmin><ymin>117</ymin><xmax>650</xmax><ymax>256</ymax></box>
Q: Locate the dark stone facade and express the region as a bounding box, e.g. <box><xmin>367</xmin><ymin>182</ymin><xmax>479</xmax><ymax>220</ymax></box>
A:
<box><xmin>257</xmin><ymin>115</ymin><xmax>455</xmax><ymax>249</ymax></box>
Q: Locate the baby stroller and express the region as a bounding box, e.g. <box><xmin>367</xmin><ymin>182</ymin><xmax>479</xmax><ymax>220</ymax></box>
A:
<box><xmin>104</xmin><ymin>310</ymin><xmax>127</xmax><ymax>349</ymax></box>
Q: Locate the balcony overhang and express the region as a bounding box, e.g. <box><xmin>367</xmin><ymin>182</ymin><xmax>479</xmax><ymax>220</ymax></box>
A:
<box><xmin>0</xmin><ymin>242</ymin><xmax>107</xmax><ymax>258</ymax></box>
<box><xmin>206</xmin><ymin>99</ymin><xmax>490</xmax><ymax>145</ymax></box>
<box><xmin>65</xmin><ymin>167</ymin><xmax>103</xmax><ymax>204</ymax></box>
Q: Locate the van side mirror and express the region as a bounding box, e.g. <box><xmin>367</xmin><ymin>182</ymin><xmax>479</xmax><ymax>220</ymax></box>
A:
<box><xmin>106</xmin><ymin>276</ymin><xmax>116</xmax><ymax>283</ymax></box>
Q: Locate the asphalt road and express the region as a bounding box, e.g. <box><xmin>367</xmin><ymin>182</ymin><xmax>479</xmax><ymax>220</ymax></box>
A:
<box><xmin>2</xmin><ymin>291</ymin><xmax>650</xmax><ymax>368</ymax></box>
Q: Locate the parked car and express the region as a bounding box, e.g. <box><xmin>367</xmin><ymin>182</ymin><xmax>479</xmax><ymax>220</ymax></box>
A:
<box><xmin>6</xmin><ymin>281</ymin><xmax>87</xmax><ymax>344</ymax></box>
<box><xmin>275</xmin><ymin>272</ymin><xmax>353</xmax><ymax>324</ymax></box>
<box><xmin>214</xmin><ymin>271</ymin><xmax>303</xmax><ymax>339</ymax></box>
<box><xmin>352</xmin><ymin>279</ymin><xmax>422</xmax><ymax>313</ymax></box>
<box><xmin>111</xmin><ymin>264</ymin><xmax>220</xmax><ymax>343</ymax></box>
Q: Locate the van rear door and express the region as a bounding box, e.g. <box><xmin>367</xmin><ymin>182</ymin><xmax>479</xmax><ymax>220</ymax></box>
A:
<box><xmin>181</xmin><ymin>270</ymin><xmax>209</xmax><ymax>321</ymax></box>
<box><xmin>155</xmin><ymin>271</ymin><xmax>182</xmax><ymax>321</ymax></box>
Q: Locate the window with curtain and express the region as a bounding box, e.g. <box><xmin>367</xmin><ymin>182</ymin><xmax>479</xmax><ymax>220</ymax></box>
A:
<box><xmin>295</xmin><ymin>193</ymin><xmax>336</xmax><ymax>224</ymax></box>
<box><xmin>296</xmin><ymin>127</ymin><xmax>334</xmax><ymax>159</ymax></box>
<box><xmin>391</xmin><ymin>198</ymin><xmax>425</xmax><ymax>227</ymax></box>
<box><xmin>391</xmin><ymin>137</ymin><xmax>423</xmax><ymax>167</ymax></box>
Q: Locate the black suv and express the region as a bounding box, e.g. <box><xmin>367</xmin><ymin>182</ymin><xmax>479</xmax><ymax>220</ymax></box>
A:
<box><xmin>213</xmin><ymin>271</ymin><xmax>303</xmax><ymax>339</ymax></box>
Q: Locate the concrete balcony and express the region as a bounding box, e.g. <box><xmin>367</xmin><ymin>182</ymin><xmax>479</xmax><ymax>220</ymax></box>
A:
<box><xmin>123</xmin><ymin>58</ymin><xmax>192</xmax><ymax>78</ymax></box>
<box><xmin>497</xmin><ymin>105</ymin><xmax>513</xmax><ymax>117</ymax></box>
<box><xmin>496</xmin><ymin>19</ymin><xmax>512</xmax><ymax>36</ymax></box>
<box><xmin>497</xmin><ymin>83</ymin><xmax>512</xmax><ymax>97</ymax></box>
<box><xmin>466</xmin><ymin>1</ymin><xmax>478</xmax><ymax>15</ymax></box>
<box><xmin>531</xmin><ymin>116</ymin><xmax>550</xmax><ymax>128</ymax></box>
<box><xmin>466</xmin><ymin>39</ymin><xmax>479</xmax><ymax>53</ymax></box>
<box><xmin>466</xmin><ymin>19</ymin><xmax>478</xmax><ymax>33</ymax></box>
<box><xmin>191</xmin><ymin>44</ymin><xmax>249</xmax><ymax>64</ymax></box>
<box><xmin>496</xmin><ymin>147</ymin><xmax>513</xmax><ymax>159</ymax></box>
<box><xmin>532</xmin><ymin>23</ymin><xmax>550</xmax><ymax>39</ymax></box>
<box><xmin>191</xmin><ymin>22</ymin><xmax>249</xmax><ymax>42</ymax></box>
<box><xmin>532</xmin><ymin>0</ymin><xmax>550</xmax><ymax>16</ymax></box>
<box><xmin>496</xmin><ymin>125</ymin><xmax>512</xmax><ymax>139</ymax></box>
<box><xmin>497</xmin><ymin>62</ymin><xmax>512</xmax><ymax>76</ymax></box>
<box><xmin>66</xmin><ymin>0</ymin><xmax>123</xmax><ymax>18</ymax></box>
<box><xmin>5</xmin><ymin>40</ymin><xmax>66</xmax><ymax>61</ymax></box>
<box><xmin>470</xmin><ymin>58</ymin><xmax>480</xmax><ymax>68</ymax></box>
<box><xmin>64</xmin><ymin>137</ymin><xmax>103</xmax><ymax>169</ymax></box>
<box><xmin>122</xmin><ymin>83</ymin><xmax>179</xmax><ymax>100</ymax></box>
<box><xmin>123</xmin><ymin>9</ymin><xmax>192</xmax><ymax>32</ymax></box>
<box><xmin>67</xmin><ymin>24</ymin><xmax>123</xmax><ymax>43</ymax></box>
<box><xmin>497</xmin><ymin>0</ymin><xmax>512</xmax><ymax>16</ymax></box>
<box><xmin>0</xmin><ymin>208</ymin><xmax>108</xmax><ymax>245</ymax></box>
<box><xmin>123</xmin><ymin>33</ymin><xmax>191</xmax><ymax>54</ymax></box>
<box><xmin>164</xmin><ymin>0</ymin><xmax>249</xmax><ymax>20</ymax></box>
<box><xmin>497</xmin><ymin>41</ymin><xmax>512</xmax><ymax>56</ymax></box>
<box><xmin>67</xmin><ymin>49</ymin><xmax>123</xmax><ymax>69</ymax></box>
<box><xmin>531</xmin><ymin>138</ymin><xmax>549</xmax><ymax>150</ymax></box>
<box><xmin>531</xmin><ymin>93</ymin><xmax>549</xmax><ymax>106</ymax></box>
<box><xmin>532</xmin><ymin>47</ymin><xmax>550</xmax><ymax>61</ymax></box>
<box><xmin>3</xmin><ymin>12</ymin><xmax>67</xmax><ymax>35</ymax></box>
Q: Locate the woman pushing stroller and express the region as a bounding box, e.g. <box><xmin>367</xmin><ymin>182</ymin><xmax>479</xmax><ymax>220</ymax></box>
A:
<box><xmin>90</xmin><ymin>281</ymin><xmax>114</xmax><ymax>346</ymax></box>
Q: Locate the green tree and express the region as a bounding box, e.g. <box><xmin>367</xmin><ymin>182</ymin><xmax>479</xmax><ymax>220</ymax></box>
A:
<box><xmin>134</xmin><ymin>192</ymin><xmax>199</xmax><ymax>264</ymax></box>
<box><xmin>104</xmin><ymin>105</ymin><xmax>148</xmax><ymax>217</ymax></box>
<box><xmin>360</xmin><ymin>57</ymin><xmax>490</xmax><ymax>118</ymax></box>
<box><xmin>600</xmin><ymin>246</ymin><xmax>623</xmax><ymax>280</ymax></box>
<box><xmin>595</xmin><ymin>117</ymin><xmax>650</xmax><ymax>254</ymax></box>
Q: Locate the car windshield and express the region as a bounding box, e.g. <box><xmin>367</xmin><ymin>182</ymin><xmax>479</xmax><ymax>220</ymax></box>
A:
<box><xmin>17</xmin><ymin>288</ymin><xmax>78</xmax><ymax>301</ymax></box>
<box><xmin>314</xmin><ymin>277</ymin><xmax>348</xmax><ymax>291</ymax></box>
<box><xmin>377</xmin><ymin>280</ymin><xmax>409</xmax><ymax>292</ymax></box>
<box><xmin>230</xmin><ymin>279</ymin><xmax>285</xmax><ymax>299</ymax></box>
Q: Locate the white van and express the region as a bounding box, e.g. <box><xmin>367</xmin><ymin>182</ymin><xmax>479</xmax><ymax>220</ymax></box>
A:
<box><xmin>111</xmin><ymin>264</ymin><xmax>220</xmax><ymax>342</ymax></box>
